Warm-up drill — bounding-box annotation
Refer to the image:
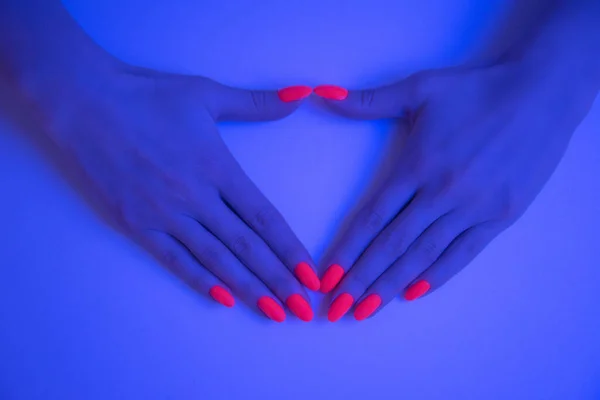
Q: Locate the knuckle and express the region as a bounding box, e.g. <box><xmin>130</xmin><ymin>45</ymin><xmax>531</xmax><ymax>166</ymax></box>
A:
<box><xmin>197</xmin><ymin>246</ymin><xmax>222</xmax><ymax>267</ymax></box>
<box><xmin>408</xmin><ymin>70</ymin><xmax>433</xmax><ymax>99</ymax></box>
<box><xmin>187</xmin><ymin>275</ymin><xmax>210</xmax><ymax>293</ymax></box>
<box><xmin>197</xmin><ymin>152</ymin><xmax>225</xmax><ymax>178</ymax></box>
<box><xmin>361</xmin><ymin>207</ymin><xmax>384</xmax><ymax>232</ymax></box>
<box><xmin>499</xmin><ymin>203</ymin><xmax>522</xmax><ymax>223</ymax></box>
<box><xmin>265</xmin><ymin>271</ymin><xmax>294</xmax><ymax>293</ymax></box>
<box><xmin>428</xmin><ymin>169</ymin><xmax>462</xmax><ymax>199</ymax></box>
<box><xmin>250</xmin><ymin>90</ymin><xmax>267</xmax><ymax>112</ymax></box>
<box><xmin>344</xmin><ymin>270</ymin><xmax>372</xmax><ymax>290</ymax></box>
<box><xmin>231</xmin><ymin>235</ymin><xmax>252</xmax><ymax>257</ymax></box>
<box><xmin>403</xmin><ymin>147</ymin><xmax>431</xmax><ymax>179</ymax></box>
<box><xmin>108</xmin><ymin>199</ymin><xmax>139</xmax><ymax>232</ymax></box>
<box><xmin>278</xmin><ymin>247</ymin><xmax>298</xmax><ymax>267</ymax></box>
<box><xmin>158</xmin><ymin>247</ymin><xmax>183</xmax><ymax>274</ymax></box>
<box><xmin>251</xmin><ymin>206</ymin><xmax>279</xmax><ymax>232</ymax></box>
<box><xmin>379</xmin><ymin>230</ymin><xmax>406</xmax><ymax>255</ymax></box>
<box><xmin>360</xmin><ymin>89</ymin><xmax>376</xmax><ymax>108</ymax></box>
<box><xmin>463</xmin><ymin>236</ymin><xmax>482</xmax><ymax>256</ymax></box>
<box><xmin>496</xmin><ymin>185</ymin><xmax>523</xmax><ymax>222</ymax></box>
<box><xmin>417</xmin><ymin>239</ymin><xmax>440</xmax><ymax>264</ymax></box>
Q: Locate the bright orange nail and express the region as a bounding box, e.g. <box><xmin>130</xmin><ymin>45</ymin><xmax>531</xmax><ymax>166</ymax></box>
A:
<box><xmin>314</xmin><ymin>85</ymin><xmax>348</xmax><ymax>100</ymax></box>
<box><xmin>354</xmin><ymin>294</ymin><xmax>382</xmax><ymax>321</ymax></box>
<box><xmin>320</xmin><ymin>264</ymin><xmax>345</xmax><ymax>294</ymax></box>
<box><xmin>278</xmin><ymin>85</ymin><xmax>312</xmax><ymax>102</ymax></box>
<box><xmin>209</xmin><ymin>285</ymin><xmax>235</xmax><ymax>308</ymax></box>
<box><xmin>328</xmin><ymin>293</ymin><xmax>354</xmax><ymax>322</ymax></box>
<box><xmin>257</xmin><ymin>296</ymin><xmax>286</xmax><ymax>322</ymax></box>
<box><xmin>294</xmin><ymin>262</ymin><xmax>320</xmax><ymax>291</ymax></box>
<box><xmin>285</xmin><ymin>294</ymin><xmax>314</xmax><ymax>322</ymax></box>
<box><xmin>404</xmin><ymin>280</ymin><xmax>431</xmax><ymax>301</ymax></box>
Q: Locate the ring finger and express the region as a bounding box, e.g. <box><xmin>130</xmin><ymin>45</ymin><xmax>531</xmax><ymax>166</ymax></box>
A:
<box><xmin>352</xmin><ymin>210</ymin><xmax>476</xmax><ymax>320</ymax></box>
<box><xmin>192</xmin><ymin>205</ymin><xmax>313</xmax><ymax>322</ymax></box>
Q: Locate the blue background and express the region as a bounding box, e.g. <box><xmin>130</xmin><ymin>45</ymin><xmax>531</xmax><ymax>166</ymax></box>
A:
<box><xmin>1</xmin><ymin>0</ymin><xmax>600</xmax><ymax>399</ymax></box>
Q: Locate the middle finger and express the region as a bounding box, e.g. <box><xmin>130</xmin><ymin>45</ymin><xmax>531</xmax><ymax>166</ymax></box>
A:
<box><xmin>195</xmin><ymin>204</ymin><xmax>313</xmax><ymax>322</ymax></box>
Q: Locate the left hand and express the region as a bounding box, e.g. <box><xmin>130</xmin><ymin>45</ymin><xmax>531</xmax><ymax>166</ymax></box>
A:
<box><xmin>315</xmin><ymin>61</ymin><xmax>597</xmax><ymax>321</ymax></box>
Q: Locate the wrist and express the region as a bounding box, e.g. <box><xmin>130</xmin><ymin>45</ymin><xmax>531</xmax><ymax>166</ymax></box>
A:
<box><xmin>0</xmin><ymin>1</ymin><xmax>123</xmax><ymax>139</ymax></box>
<box><xmin>490</xmin><ymin>2</ymin><xmax>599</xmax><ymax>121</ymax></box>
<box><xmin>504</xmin><ymin>2</ymin><xmax>600</xmax><ymax>90</ymax></box>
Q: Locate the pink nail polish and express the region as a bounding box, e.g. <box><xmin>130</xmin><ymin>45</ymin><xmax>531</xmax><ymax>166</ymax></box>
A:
<box><xmin>257</xmin><ymin>296</ymin><xmax>286</xmax><ymax>322</ymax></box>
<box><xmin>404</xmin><ymin>280</ymin><xmax>431</xmax><ymax>301</ymax></box>
<box><xmin>328</xmin><ymin>293</ymin><xmax>354</xmax><ymax>322</ymax></box>
<box><xmin>354</xmin><ymin>294</ymin><xmax>381</xmax><ymax>321</ymax></box>
<box><xmin>209</xmin><ymin>285</ymin><xmax>235</xmax><ymax>308</ymax></box>
<box><xmin>294</xmin><ymin>262</ymin><xmax>320</xmax><ymax>291</ymax></box>
<box><xmin>314</xmin><ymin>85</ymin><xmax>348</xmax><ymax>100</ymax></box>
<box><xmin>320</xmin><ymin>264</ymin><xmax>345</xmax><ymax>294</ymax></box>
<box><xmin>285</xmin><ymin>294</ymin><xmax>314</xmax><ymax>322</ymax></box>
<box><xmin>278</xmin><ymin>85</ymin><xmax>312</xmax><ymax>102</ymax></box>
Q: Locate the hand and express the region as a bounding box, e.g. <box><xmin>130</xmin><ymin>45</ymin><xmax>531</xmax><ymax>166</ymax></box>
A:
<box><xmin>314</xmin><ymin>60</ymin><xmax>596</xmax><ymax>321</ymax></box>
<box><xmin>24</xmin><ymin>61</ymin><xmax>319</xmax><ymax>322</ymax></box>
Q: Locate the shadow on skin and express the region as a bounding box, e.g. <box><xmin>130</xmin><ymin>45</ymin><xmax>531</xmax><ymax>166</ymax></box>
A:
<box><xmin>0</xmin><ymin>75</ymin><xmax>225</xmax><ymax>310</ymax></box>
<box><xmin>310</xmin><ymin>99</ymin><xmax>413</xmax><ymax>320</ymax></box>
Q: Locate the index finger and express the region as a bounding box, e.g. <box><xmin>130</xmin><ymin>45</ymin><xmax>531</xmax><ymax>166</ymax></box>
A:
<box><xmin>219</xmin><ymin>170</ymin><xmax>321</xmax><ymax>292</ymax></box>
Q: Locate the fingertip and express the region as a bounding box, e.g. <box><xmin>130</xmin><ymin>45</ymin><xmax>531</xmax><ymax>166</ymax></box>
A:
<box><xmin>327</xmin><ymin>293</ymin><xmax>354</xmax><ymax>322</ymax></box>
<box><xmin>320</xmin><ymin>264</ymin><xmax>345</xmax><ymax>294</ymax></box>
<box><xmin>209</xmin><ymin>285</ymin><xmax>235</xmax><ymax>308</ymax></box>
<box><xmin>277</xmin><ymin>85</ymin><xmax>313</xmax><ymax>103</ymax></box>
<box><xmin>294</xmin><ymin>262</ymin><xmax>321</xmax><ymax>291</ymax></box>
<box><xmin>257</xmin><ymin>296</ymin><xmax>286</xmax><ymax>322</ymax></box>
<box><xmin>285</xmin><ymin>294</ymin><xmax>314</xmax><ymax>322</ymax></box>
<box><xmin>314</xmin><ymin>85</ymin><xmax>349</xmax><ymax>100</ymax></box>
<box><xmin>354</xmin><ymin>294</ymin><xmax>382</xmax><ymax>321</ymax></box>
<box><xmin>404</xmin><ymin>280</ymin><xmax>431</xmax><ymax>301</ymax></box>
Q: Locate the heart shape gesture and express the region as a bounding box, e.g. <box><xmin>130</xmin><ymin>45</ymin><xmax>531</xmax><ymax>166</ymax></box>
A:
<box><xmin>3</xmin><ymin>0</ymin><xmax>599</xmax><ymax>324</ymax></box>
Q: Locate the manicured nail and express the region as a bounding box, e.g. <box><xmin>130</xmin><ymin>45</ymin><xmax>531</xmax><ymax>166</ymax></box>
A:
<box><xmin>257</xmin><ymin>296</ymin><xmax>286</xmax><ymax>322</ymax></box>
<box><xmin>354</xmin><ymin>294</ymin><xmax>382</xmax><ymax>321</ymax></box>
<box><xmin>294</xmin><ymin>262</ymin><xmax>320</xmax><ymax>291</ymax></box>
<box><xmin>314</xmin><ymin>85</ymin><xmax>348</xmax><ymax>100</ymax></box>
<box><xmin>285</xmin><ymin>294</ymin><xmax>314</xmax><ymax>322</ymax></box>
<box><xmin>404</xmin><ymin>280</ymin><xmax>431</xmax><ymax>301</ymax></box>
<box><xmin>278</xmin><ymin>85</ymin><xmax>313</xmax><ymax>102</ymax></box>
<box><xmin>209</xmin><ymin>285</ymin><xmax>235</xmax><ymax>308</ymax></box>
<box><xmin>320</xmin><ymin>264</ymin><xmax>345</xmax><ymax>293</ymax></box>
<box><xmin>328</xmin><ymin>293</ymin><xmax>354</xmax><ymax>322</ymax></box>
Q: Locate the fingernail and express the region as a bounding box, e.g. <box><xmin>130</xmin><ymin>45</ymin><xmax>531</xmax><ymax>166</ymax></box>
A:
<box><xmin>209</xmin><ymin>285</ymin><xmax>235</xmax><ymax>308</ymax></box>
<box><xmin>404</xmin><ymin>280</ymin><xmax>431</xmax><ymax>301</ymax></box>
<box><xmin>285</xmin><ymin>294</ymin><xmax>314</xmax><ymax>322</ymax></box>
<box><xmin>294</xmin><ymin>262</ymin><xmax>320</xmax><ymax>291</ymax></box>
<box><xmin>278</xmin><ymin>85</ymin><xmax>313</xmax><ymax>102</ymax></box>
<box><xmin>354</xmin><ymin>294</ymin><xmax>382</xmax><ymax>321</ymax></box>
<box><xmin>314</xmin><ymin>85</ymin><xmax>348</xmax><ymax>100</ymax></box>
<box><xmin>320</xmin><ymin>264</ymin><xmax>345</xmax><ymax>293</ymax></box>
<box><xmin>257</xmin><ymin>296</ymin><xmax>286</xmax><ymax>322</ymax></box>
<box><xmin>328</xmin><ymin>293</ymin><xmax>354</xmax><ymax>322</ymax></box>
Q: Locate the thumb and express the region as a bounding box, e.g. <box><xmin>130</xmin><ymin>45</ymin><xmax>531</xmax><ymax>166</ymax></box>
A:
<box><xmin>207</xmin><ymin>82</ymin><xmax>312</xmax><ymax>122</ymax></box>
<box><xmin>315</xmin><ymin>72</ymin><xmax>433</xmax><ymax>120</ymax></box>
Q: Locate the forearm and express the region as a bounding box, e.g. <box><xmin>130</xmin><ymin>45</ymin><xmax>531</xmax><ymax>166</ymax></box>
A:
<box><xmin>481</xmin><ymin>1</ymin><xmax>600</xmax><ymax>87</ymax></box>
<box><xmin>0</xmin><ymin>0</ymin><xmax>116</xmax><ymax>105</ymax></box>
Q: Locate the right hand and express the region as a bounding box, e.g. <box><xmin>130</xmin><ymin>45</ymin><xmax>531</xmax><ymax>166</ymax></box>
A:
<box><xmin>22</xmin><ymin>62</ymin><xmax>318</xmax><ymax>322</ymax></box>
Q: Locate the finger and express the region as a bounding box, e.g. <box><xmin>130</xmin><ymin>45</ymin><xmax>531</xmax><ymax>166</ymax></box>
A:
<box><xmin>319</xmin><ymin>180</ymin><xmax>416</xmax><ymax>294</ymax></box>
<box><xmin>219</xmin><ymin>172</ymin><xmax>320</xmax><ymax>292</ymax></box>
<box><xmin>140</xmin><ymin>230</ymin><xmax>235</xmax><ymax>308</ymax></box>
<box><xmin>170</xmin><ymin>218</ymin><xmax>291</xmax><ymax>322</ymax></box>
<box><xmin>349</xmin><ymin>211</ymin><xmax>474</xmax><ymax>321</ymax></box>
<box><xmin>403</xmin><ymin>222</ymin><xmax>502</xmax><ymax>301</ymax></box>
<box><xmin>207</xmin><ymin>81</ymin><xmax>312</xmax><ymax>122</ymax></box>
<box><xmin>326</xmin><ymin>195</ymin><xmax>448</xmax><ymax>319</ymax></box>
<box><xmin>314</xmin><ymin>72</ymin><xmax>432</xmax><ymax>120</ymax></box>
<box><xmin>194</xmin><ymin>205</ymin><xmax>314</xmax><ymax>322</ymax></box>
